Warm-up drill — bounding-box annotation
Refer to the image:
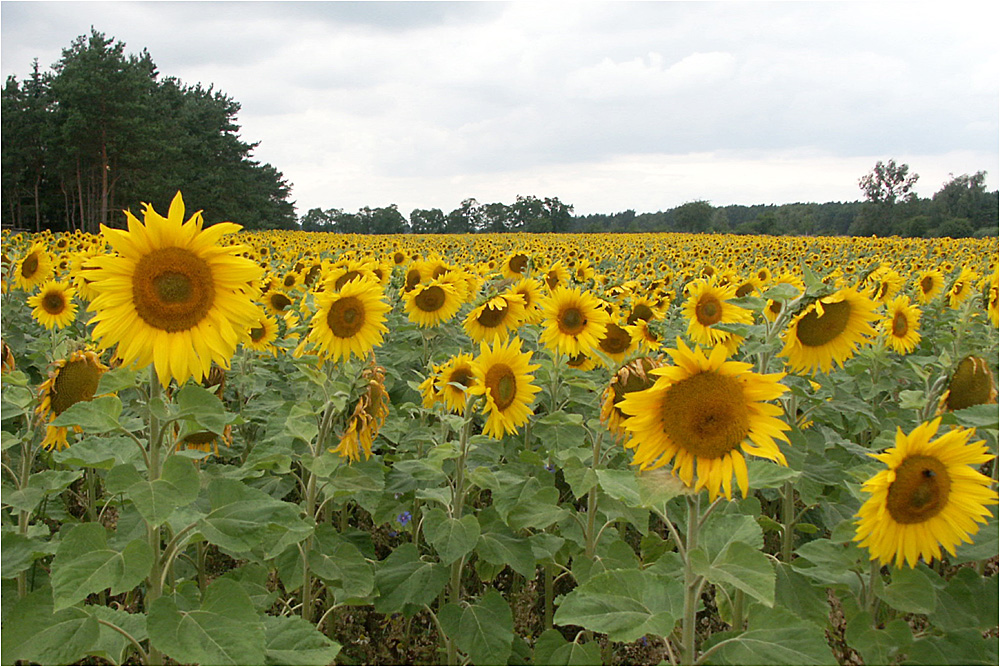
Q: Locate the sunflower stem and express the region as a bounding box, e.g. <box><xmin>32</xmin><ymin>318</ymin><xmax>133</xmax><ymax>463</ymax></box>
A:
<box><xmin>446</xmin><ymin>397</ymin><xmax>476</xmax><ymax>665</ymax></box>
<box><xmin>780</xmin><ymin>480</ymin><xmax>796</xmax><ymax>562</ymax></box>
<box><xmin>146</xmin><ymin>366</ymin><xmax>164</xmax><ymax>666</ymax></box>
<box><xmin>543</xmin><ymin>562</ymin><xmax>555</xmax><ymax>629</ymax></box>
<box><xmin>681</xmin><ymin>493</ymin><xmax>702</xmax><ymax>665</ymax></box>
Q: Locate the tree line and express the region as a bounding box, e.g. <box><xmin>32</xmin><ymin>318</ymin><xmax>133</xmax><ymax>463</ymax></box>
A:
<box><xmin>2</xmin><ymin>28</ymin><xmax>297</xmax><ymax>233</ymax></box>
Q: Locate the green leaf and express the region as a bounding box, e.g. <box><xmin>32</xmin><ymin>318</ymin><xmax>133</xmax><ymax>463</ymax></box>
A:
<box><xmin>374</xmin><ymin>543</ymin><xmax>448</xmax><ymax>615</ymax></box>
<box><xmin>596</xmin><ymin>468</ymin><xmax>641</xmax><ymax>507</ymax></box>
<box><xmin>532</xmin><ymin>411</ymin><xmax>588</xmax><ymax>451</ymax></box>
<box><xmin>262</xmin><ymin>615</ymin><xmax>341</xmax><ymax>666</ymax></box>
<box><xmin>878</xmin><ymin>565</ymin><xmax>937</xmax><ymax>615</ymax></box>
<box><xmin>948</xmin><ymin>404</ymin><xmax>1000</xmax><ymax>430</ymax></box>
<box><xmin>423</xmin><ymin>508</ymin><xmax>480</xmax><ymax>565</ymax></box>
<box><xmin>702</xmin><ymin>605</ymin><xmax>835</xmax><ymax>665</ymax></box>
<box><xmin>87</xmin><ymin>604</ymin><xmax>149</xmax><ymax>665</ymax></box>
<box><xmin>690</xmin><ymin>541</ymin><xmax>775</xmax><ymax>607</ymax></box>
<box><xmin>51</xmin><ymin>522</ymin><xmax>153</xmax><ymax>610</ymax></box>
<box><xmin>476</xmin><ymin>530</ymin><xmax>537</xmax><ymax>579</ymax></box>
<box><xmin>701</xmin><ymin>513</ymin><xmax>763</xmax><ymax>560</ymax></box>
<box><xmin>438</xmin><ymin>589</ymin><xmax>513</xmax><ymax>665</ymax></box>
<box><xmin>175</xmin><ymin>383</ymin><xmax>237</xmax><ymax>433</ymax></box>
<box><xmin>127</xmin><ymin>455</ymin><xmax>200</xmax><ymax>526</ymax></box>
<box><xmin>553</xmin><ymin>568</ymin><xmax>684</xmax><ymax>642</ymax></box>
<box><xmin>0</xmin><ymin>586</ymin><xmax>99</xmax><ymax>666</ymax></box>
<box><xmin>845</xmin><ymin>612</ymin><xmax>911</xmax><ymax>665</ymax></box>
<box><xmin>1</xmin><ymin>529</ymin><xmax>56</xmax><ymax>577</ymax></box>
<box><xmin>199</xmin><ymin>478</ymin><xmax>312</xmax><ymax>556</ymax></box>
<box><xmin>148</xmin><ymin>577</ymin><xmax>265</xmax><ymax>665</ymax></box>
<box><xmin>106</xmin><ymin>462</ymin><xmax>143</xmax><ymax>494</ymax></box>
<box><xmin>562</xmin><ymin>458</ymin><xmax>599</xmax><ymax>499</ymax></box>
<box><xmin>96</xmin><ymin>366</ymin><xmax>139</xmax><ymax>394</ymax></box>
<box><xmin>927</xmin><ymin>568</ymin><xmax>998</xmax><ymax>632</ymax></box>
<box><xmin>49</xmin><ymin>395</ymin><xmax>123</xmax><ymax>431</ymax></box>
<box><xmin>499</xmin><ymin>477</ymin><xmax>568</xmax><ymax>530</ymax></box>
<box><xmin>283</xmin><ymin>403</ymin><xmax>319</xmax><ymax>445</ymax></box>
<box><xmin>53</xmin><ymin>435</ymin><xmax>133</xmax><ymax>469</ymax></box>
<box><xmin>953</xmin><ymin>514</ymin><xmax>998</xmax><ymax>563</ymax></box>
<box><xmin>773</xmin><ymin>563</ymin><xmax>830</xmax><ymax>629</ymax></box>
<box><xmin>903</xmin><ymin>628</ymin><xmax>998</xmax><ymax>665</ymax></box>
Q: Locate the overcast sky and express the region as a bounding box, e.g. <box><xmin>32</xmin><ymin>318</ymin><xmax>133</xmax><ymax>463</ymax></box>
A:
<box><xmin>2</xmin><ymin>1</ymin><xmax>998</xmax><ymax>217</ymax></box>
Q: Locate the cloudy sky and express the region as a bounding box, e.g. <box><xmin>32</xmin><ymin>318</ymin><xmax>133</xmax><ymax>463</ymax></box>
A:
<box><xmin>2</xmin><ymin>1</ymin><xmax>997</xmax><ymax>217</ymax></box>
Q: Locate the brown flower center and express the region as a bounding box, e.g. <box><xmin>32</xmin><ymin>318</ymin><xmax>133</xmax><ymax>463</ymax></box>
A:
<box><xmin>795</xmin><ymin>299</ymin><xmax>851</xmax><ymax>347</ymax></box>
<box><xmin>43</xmin><ymin>291</ymin><xmax>67</xmax><ymax>314</ymax></box>
<box><xmin>558</xmin><ymin>306</ymin><xmax>586</xmax><ymax>335</ymax></box>
<box><xmin>132</xmin><ymin>247</ymin><xmax>215</xmax><ymax>332</ymax></box>
<box><xmin>50</xmin><ymin>358</ymin><xmax>102</xmax><ymax>415</ymax></box>
<box><xmin>414</xmin><ymin>285</ymin><xmax>447</xmax><ymax>313</ymax></box>
<box><xmin>485</xmin><ymin>364</ymin><xmax>517</xmax><ymax>410</ymax></box>
<box><xmin>21</xmin><ymin>253</ymin><xmax>40</xmax><ymax>277</ymax></box>
<box><xmin>334</xmin><ymin>271</ymin><xmax>362</xmax><ymax>291</ymax></box>
<box><xmin>661</xmin><ymin>371</ymin><xmax>750</xmax><ymax>459</ymax></box>
<box><xmin>477</xmin><ymin>302</ymin><xmax>508</xmax><ymax>328</ymax></box>
<box><xmin>886</xmin><ymin>455</ymin><xmax>950</xmax><ymax>524</ymax></box>
<box><xmin>508</xmin><ymin>254</ymin><xmax>528</xmax><ymax>274</ymax></box>
<box><xmin>891</xmin><ymin>311</ymin><xmax>909</xmax><ymax>338</ymax></box>
<box><xmin>945</xmin><ymin>356</ymin><xmax>995</xmax><ymax>411</ymax></box>
<box><xmin>627</xmin><ymin>303</ymin><xmax>654</xmax><ymax>325</ymax></box>
<box><xmin>250</xmin><ymin>326</ymin><xmax>266</xmax><ymax>342</ymax></box>
<box><xmin>599</xmin><ymin>323</ymin><xmax>631</xmax><ymax>355</ymax></box>
<box><xmin>327</xmin><ymin>296</ymin><xmax>365</xmax><ymax>338</ymax></box>
<box><xmin>269</xmin><ymin>292</ymin><xmax>292</xmax><ymax>311</ymax></box>
<box><xmin>696</xmin><ymin>294</ymin><xmax>723</xmax><ymax>326</ymax></box>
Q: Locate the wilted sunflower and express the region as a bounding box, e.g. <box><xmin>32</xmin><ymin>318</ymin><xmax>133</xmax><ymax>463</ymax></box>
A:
<box><xmin>780</xmin><ymin>287</ymin><xmax>877</xmax><ymax>374</ymax></box>
<box><xmin>538</xmin><ymin>285</ymin><xmax>611</xmax><ymax>357</ymax></box>
<box><xmin>601</xmin><ymin>356</ymin><xmax>664</xmax><ymax>440</ymax></box>
<box><xmin>404</xmin><ymin>280</ymin><xmax>463</xmax><ymax>327</ymax></box>
<box><xmin>854</xmin><ymin>418</ymin><xmax>998</xmax><ymax>568</ymax></box>
<box><xmin>86</xmin><ymin>192</ymin><xmax>262</xmax><ymax>386</ymax></box>
<box><xmin>881</xmin><ymin>296</ymin><xmax>921</xmax><ymax>355</ymax></box>
<box><xmin>244</xmin><ymin>312</ymin><xmax>279</xmax><ymax>355</ymax></box>
<box><xmin>620</xmin><ymin>340</ymin><xmax>791</xmax><ymax>501</ymax></box>
<box><xmin>463</xmin><ymin>293</ymin><xmax>526</xmax><ymax>344</ymax></box>
<box><xmin>305</xmin><ymin>277</ymin><xmax>390</xmax><ymax>362</ymax></box>
<box><xmin>682</xmin><ymin>278</ymin><xmax>753</xmax><ymax>353</ymax></box>
<box><xmin>15</xmin><ymin>243</ymin><xmax>54</xmax><ymax>291</ymax></box>
<box><xmin>468</xmin><ymin>337</ymin><xmax>541</xmax><ymax>439</ymax></box>
<box><xmin>938</xmin><ymin>356</ymin><xmax>997</xmax><ymax>412</ymax></box>
<box><xmin>914</xmin><ymin>269</ymin><xmax>944</xmax><ymax>305</ymax></box>
<box><xmin>27</xmin><ymin>280</ymin><xmax>78</xmax><ymax>330</ymax></box>
<box><xmin>332</xmin><ymin>362</ymin><xmax>389</xmax><ymax>462</ymax></box>
<box><xmin>36</xmin><ymin>349</ymin><xmax>108</xmax><ymax>450</ymax></box>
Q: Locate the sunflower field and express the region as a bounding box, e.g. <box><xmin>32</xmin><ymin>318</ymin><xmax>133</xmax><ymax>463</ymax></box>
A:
<box><xmin>2</xmin><ymin>193</ymin><xmax>998</xmax><ymax>666</ymax></box>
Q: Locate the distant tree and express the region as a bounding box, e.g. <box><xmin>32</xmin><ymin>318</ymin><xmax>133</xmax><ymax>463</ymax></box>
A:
<box><xmin>446</xmin><ymin>198</ymin><xmax>482</xmax><ymax>234</ymax></box>
<box><xmin>300</xmin><ymin>207</ymin><xmax>332</xmax><ymax>231</ymax></box>
<box><xmin>931</xmin><ymin>172</ymin><xmax>996</xmax><ymax>230</ymax></box>
<box><xmin>852</xmin><ymin>160</ymin><xmax>918</xmax><ymax>236</ymax></box>
<box><xmin>673</xmin><ymin>200</ymin><xmax>714</xmax><ymax>233</ymax></box>
<box><xmin>409</xmin><ymin>207</ymin><xmax>446</xmax><ymax>234</ymax></box>
<box><xmin>481</xmin><ymin>202</ymin><xmax>512</xmax><ymax>233</ymax></box>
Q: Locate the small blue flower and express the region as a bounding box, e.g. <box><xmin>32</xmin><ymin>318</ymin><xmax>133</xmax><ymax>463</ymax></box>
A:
<box><xmin>639</xmin><ymin>636</ymin><xmax>649</xmax><ymax>647</ymax></box>
<box><xmin>545</xmin><ymin>464</ymin><xmax>556</xmax><ymax>473</ymax></box>
<box><xmin>397</xmin><ymin>511</ymin><xmax>412</xmax><ymax>527</ymax></box>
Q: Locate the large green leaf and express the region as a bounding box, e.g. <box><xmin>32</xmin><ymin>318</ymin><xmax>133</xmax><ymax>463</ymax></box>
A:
<box><xmin>533</xmin><ymin>628</ymin><xmax>602</xmax><ymax>666</ymax></box>
<box><xmin>844</xmin><ymin>612</ymin><xmax>912</xmax><ymax>665</ymax></box>
<box><xmin>198</xmin><ymin>477</ymin><xmax>312</xmax><ymax>556</ymax></box>
<box><xmin>690</xmin><ymin>541</ymin><xmax>775</xmax><ymax>607</ymax></box>
<box><xmin>903</xmin><ymin>628</ymin><xmax>998</xmax><ymax>665</ymax></box>
<box><xmin>148</xmin><ymin>577</ymin><xmax>265</xmax><ymax>665</ymax></box>
<box><xmin>878</xmin><ymin>565</ymin><xmax>937</xmax><ymax>615</ymax></box>
<box><xmin>2</xmin><ymin>529</ymin><xmax>56</xmax><ymax>577</ymax></box>
<box><xmin>476</xmin><ymin>530</ymin><xmax>537</xmax><ymax>579</ymax></box>
<box><xmin>262</xmin><ymin>615</ymin><xmax>342</xmax><ymax>666</ymax></box>
<box><xmin>127</xmin><ymin>455</ymin><xmax>200</xmax><ymax>526</ymax></box>
<box><xmin>373</xmin><ymin>543</ymin><xmax>448</xmax><ymax>615</ymax></box>
<box><xmin>438</xmin><ymin>589</ymin><xmax>513</xmax><ymax>665</ymax></box>
<box><xmin>49</xmin><ymin>395</ymin><xmax>123</xmax><ymax>432</ymax></box>
<box><xmin>0</xmin><ymin>586</ymin><xmax>99</xmax><ymax>666</ymax></box>
<box><xmin>701</xmin><ymin>606</ymin><xmax>836</xmax><ymax>665</ymax></box>
<box><xmin>927</xmin><ymin>568</ymin><xmax>998</xmax><ymax>632</ymax></box>
<box><xmin>553</xmin><ymin>568</ymin><xmax>684</xmax><ymax>642</ymax></box>
<box><xmin>423</xmin><ymin>508</ymin><xmax>480</xmax><ymax>564</ymax></box>
<box><xmin>773</xmin><ymin>562</ymin><xmax>830</xmax><ymax>629</ymax></box>
<box><xmin>87</xmin><ymin>604</ymin><xmax>149</xmax><ymax>665</ymax></box>
<box><xmin>495</xmin><ymin>476</ymin><xmax>569</xmax><ymax>530</ymax></box>
<box><xmin>50</xmin><ymin>522</ymin><xmax>153</xmax><ymax>610</ymax></box>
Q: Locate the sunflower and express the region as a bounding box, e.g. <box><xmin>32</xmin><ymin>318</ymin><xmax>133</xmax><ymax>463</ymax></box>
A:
<box><xmin>264</xmin><ymin>290</ymin><xmax>294</xmax><ymax>315</ymax></box>
<box><xmin>938</xmin><ymin>356</ymin><xmax>997</xmax><ymax>412</ymax></box>
<box><xmin>36</xmin><ymin>349</ymin><xmax>108</xmax><ymax>450</ymax></box>
<box><xmin>435</xmin><ymin>353</ymin><xmax>478</xmax><ymax>414</ymax></box>
<box><xmin>332</xmin><ymin>362</ymin><xmax>389</xmax><ymax>462</ymax></box>
<box><xmin>537</xmin><ymin>285</ymin><xmax>611</xmax><ymax>357</ymax></box>
<box><xmin>682</xmin><ymin>278</ymin><xmax>753</xmax><ymax>353</ymax></box>
<box><xmin>304</xmin><ymin>277</ymin><xmax>390</xmax><ymax>362</ymax></box>
<box><xmin>508</xmin><ymin>277</ymin><xmax>545</xmax><ymax>324</ymax></box>
<box><xmin>601</xmin><ymin>356</ymin><xmax>664</xmax><ymax>440</ymax></box>
<box><xmin>881</xmin><ymin>296</ymin><xmax>921</xmax><ymax>355</ymax></box>
<box><xmin>404</xmin><ymin>280</ymin><xmax>463</xmax><ymax>327</ymax></box>
<box><xmin>463</xmin><ymin>293</ymin><xmax>526</xmax><ymax>344</ymax></box>
<box><xmin>27</xmin><ymin>280</ymin><xmax>78</xmax><ymax>330</ymax></box>
<box><xmin>566</xmin><ymin>351</ymin><xmax>597</xmax><ymax>372</ymax></box>
<box><xmin>244</xmin><ymin>312</ymin><xmax>279</xmax><ymax>355</ymax></box>
<box><xmin>86</xmin><ymin>192</ymin><xmax>262</xmax><ymax>386</ymax></box>
<box><xmin>986</xmin><ymin>271</ymin><xmax>999</xmax><ymax>328</ymax></box>
<box><xmin>853</xmin><ymin>418</ymin><xmax>998</xmax><ymax>568</ymax></box>
<box><xmin>867</xmin><ymin>267</ymin><xmax>904</xmax><ymax>304</ymax></box>
<box><xmin>620</xmin><ymin>340</ymin><xmax>791</xmax><ymax>501</ymax></box>
<box><xmin>596</xmin><ymin>321</ymin><xmax>638</xmax><ymax>366</ymax></box>
<box><xmin>541</xmin><ymin>261</ymin><xmax>570</xmax><ymax>291</ymax></box>
<box><xmin>502</xmin><ymin>252</ymin><xmax>531</xmax><ymax>279</ymax></box>
<box><xmin>947</xmin><ymin>267</ymin><xmax>978</xmax><ymax>309</ymax></box>
<box><xmin>15</xmin><ymin>243</ymin><xmax>54</xmax><ymax>291</ymax></box>
<box><xmin>468</xmin><ymin>337</ymin><xmax>541</xmax><ymax>439</ymax></box>
<box><xmin>780</xmin><ymin>286</ymin><xmax>878</xmax><ymax>374</ymax></box>
<box><xmin>914</xmin><ymin>269</ymin><xmax>945</xmax><ymax>304</ymax></box>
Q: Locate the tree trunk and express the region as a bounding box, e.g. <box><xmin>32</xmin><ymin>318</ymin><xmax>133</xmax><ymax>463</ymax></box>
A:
<box><xmin>33</xmin><ymin>173</ymin><xmax>41</xmax><ymax>233</ymax></box>
<box><xmin>100</xmin><ymin>136</ymin><xmax>109</xmax><ymax>229</ymax></box>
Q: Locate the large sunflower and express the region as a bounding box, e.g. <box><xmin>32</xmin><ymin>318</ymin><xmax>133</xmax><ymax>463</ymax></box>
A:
<box><xmin>537</xmin><ymin>285</ymin><xmax>611</xmax><ymax>357</ymax></box>
<box><xmin>468</xmin><ymin>337</ymin><xmax>540</xmax><ymax>439</ymax></box>
<box><xmin>682</xmin><ymin>278</ymin><xmax>753</xmax><ymax>353</ymax></box>
<box><xmin>404</xmin><ymin>280</ymin><xmax>463</xmax><ymax>327</ymax></box>
<box><xmin>914</xmin><ymin>269</ymin><xmax>945</xmax><ymax>304</ymax></box>
<box><xmin>619</xmin><ymin>340</ymin><xmax>790</xmax><ymax>501</ymax></box>
<box><xmin>780</xmin><ymin>286</ymin><xmax>877</xmax><ymax>374</ymax></box>
<box><xmin>27</xmin><ymin>280</ymin><xmax>78</xmax><ymax>330</ymax></box>
<box><xmin>87</xmin><ymin>193</ymin><xmax>262</xmax><ymax>386</ymax></box>
<box><xmin>881</xmin><ymin>295</ymin><xmax>921</xmax><ymax>355</ymax></box>
<box><xmin>15</xmin><ymin>243</ymin><xmax>54</xmax><ymax>291</ymax></box>
<box><xmin>305</xmin><ymin>277</ymin><xmax>390</xmax><ymax>362</ymax></box>
<box><xmin>853</xmin><ymin>418</ymin><xmax>998</xmax><ymax>568</ymax></box>
<box><xmin>36</xmin><ymin>349</ymin><xmax>109</xmax><ymax>450</ymax></box>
